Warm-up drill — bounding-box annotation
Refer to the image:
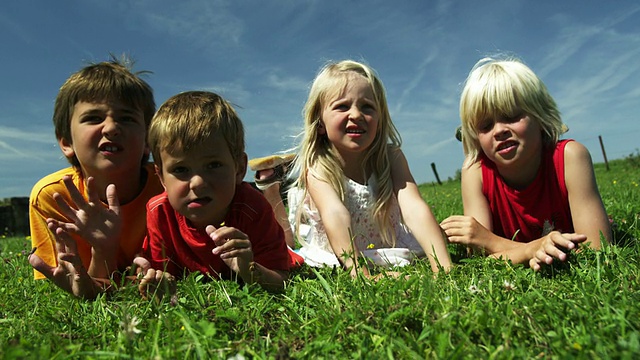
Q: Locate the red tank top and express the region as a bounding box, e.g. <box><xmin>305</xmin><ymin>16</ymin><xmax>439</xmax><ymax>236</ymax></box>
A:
<box><xmin>481</xmin><ymin>139</ymin><xmax>574</xmax><ymax>242</ymax></box>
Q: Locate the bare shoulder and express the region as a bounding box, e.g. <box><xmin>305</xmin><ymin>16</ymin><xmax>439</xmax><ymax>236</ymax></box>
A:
<box><xmin>388</xmin><ymin>146</ymin><xmax>406</xmax><ymax>163</ymax></box>
<box><xmin>563</xmin><ymin>140</ymin><xmax>598</xmax><ymax>191</ymax></box>
<box><xmin>388</xmin><ymin>148</ymin><xmax>415</xmax><ymax>186</ymax></box>
<box><xmin>461</xmin><ymin>161</ymin><xmax>482</xmax><ymax>182</ymax></box>
<box><xmin>564</xmin><ymin>140</ymin><xmax>592</xmax><ymax>163</ymax></box>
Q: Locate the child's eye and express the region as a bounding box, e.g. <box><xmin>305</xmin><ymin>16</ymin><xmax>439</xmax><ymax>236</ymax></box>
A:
<box><xmin>505</xmin><ymin>113</ymin><xmax>524</xmax><ymax>123</ymax></box>
<box><xmin>361</xmin><ymin>103</ymin><xmax>376</xmax><ymax>113</ymax></box>
<box><xmin>206</xmin><ymin>162</ymin><xmax>223</xmax><ymax>170</ymax></box>
<box><xmin>477</xmin><ymin>120</ymin><xmax>493</xmax><ymax>133</ymax></box>
<box><xmin>334</xmin><ymin>104</ymin><xmax>349</xmax><ymax>111</ymax></box>
<box><xmin>170</xmin><ymin>166</ymin><xmax>189</xmax><ymax>175</ymax></box>
<box><xmin>120</xmin><ymin>116</ymin><xmax>136</xmax><ymax>123</ymax></box>
<box><xmin>81</xmin><ymin>115</ymin><xmax>104</xmax><ymax>124</ymax></box>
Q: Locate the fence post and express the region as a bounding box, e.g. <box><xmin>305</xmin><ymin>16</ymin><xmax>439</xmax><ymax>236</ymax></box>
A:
<box><xmin>598</xmin><ymin>135</ymin><xmax>609</xmax><ymax>171</ymax></box>
<box><xmin>430</xmin><ymin>162</ymin><xmax>442</xmax><ymax>185</ymax></box>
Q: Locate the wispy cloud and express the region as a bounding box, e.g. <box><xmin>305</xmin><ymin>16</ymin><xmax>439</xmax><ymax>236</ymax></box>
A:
<box><xmin>264</xmin><ymin>73</ymin><xmax>309</xmax><ymax>92</ymax></box>
<box><xmin>140</xmin><ymin>1</ymin><xmax>245</xmax><ymax>47</ymax></box>
<box><xmin>539</xmin><ymin>5</ymin><xmax>640</xmax><ymax>77</ymax></box>
<box><xmin>0</xmin><ymin>11</ymin><xmax>32</xmax><ymax>44</ymax></box>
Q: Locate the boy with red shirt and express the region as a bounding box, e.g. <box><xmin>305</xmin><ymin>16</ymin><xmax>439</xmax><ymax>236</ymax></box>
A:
<box><xmin>138</xmin><ymin>91</ymin><xmax>302</xmax><ymax>292</ymax></box>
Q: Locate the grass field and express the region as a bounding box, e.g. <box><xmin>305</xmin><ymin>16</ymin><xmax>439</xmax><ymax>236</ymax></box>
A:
<box><xmin>1</xmin><ymin>155</ymin><xmax>639</xmax><ymax>359</ymax></box>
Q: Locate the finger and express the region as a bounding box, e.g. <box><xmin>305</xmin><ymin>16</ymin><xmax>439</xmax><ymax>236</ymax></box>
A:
<box><xmin>205</xmin><ymin>225</ymin><xmax>217</xmax><ymax>237</ymax></box>
<box><xmin>52</xmin><ymin>193</ymin><xmax>80</xmax><ymax>224</ymax></box>
<box><xmin>440</xmin><ymin>215</ymin><xmax>465</xmax><ymax>225</ymax></box>
<box><xmin>85</xmin><ymin>176</ymin><xmax>102</xmax><ymax>206</ymax></box>
<box><xmin>217</xmin><ymin>247</ymin><xmax>253</xmax><ymax>259</ymax></box>
<box><xmin>132</xmin><ymin>257</ymin><xmax>151</xmax><ymax>274</ymax></box>
<box><xmin>29</xmin><ymin>252</ymin><xmax>55</xmax><ymax>278</ymax></box>
<box><xmin>47</xmin><ymin>217</ymin><xmax>79</xmax><ymax>235</ymax></box>
<box><xmin>544</xmin><ymin>241</ymin><xmax>567</xmax><ymax>261</ymax></box>
<box><xmin>63</xmin><ymin>175</ymin><xmax>89</xmax><ymax>210</ymax></box>
<box><xmin>52</xmin><ymin>228</ymin><xmax>85</xmax><ymax>268</ymax></box>
<box><xmin>213</xmin><ymin>238</ymin><xmax>251</xmax><ymax>255</ymax></box>
<box><xmin>535</xmin><ymin>247</ymin><xmax>554</xmax><ymax>265</ymax></box>
<box><xmin>566</xmin><ymin>233</ymin><xmax>588</xmax><ymax>245</ymax></box>
<box><xmin>529</xmin><ymin>258</ymin><xmax>542</xmax><ymax>271</ymax></box>
<box><xmin>55</xmin><ymin>227</ymin><xmax>80</xmax><ymax>255</ymax></box>
<box><xmin>105</xmin><ymin>184</ymin><xmax>121</xmax><ymax>216</ymax></box>
<box><xmin>548</xmin><ymin>233</ymin><xmax>576</xmax><ymax>250</ymax></box>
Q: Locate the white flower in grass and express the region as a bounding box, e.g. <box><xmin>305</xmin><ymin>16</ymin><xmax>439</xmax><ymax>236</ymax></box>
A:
<box><xmin>120</xmin><ymin>315</ymin><xmax>142</xmax><ymax>340</ymax></box>
<box><xmin>468</xmin><ymin>284</ymin><xmax>481</xmax><ymax>294</ymax></box>
<box><xmin>503</xmin><ymin>280</ymin><xmax>516</xmax><ymax>291</ymax></box>
<box><xmin>227</xmin><ymin>354</ymin><xmax>246</xmax><ymax>360</ymax></box>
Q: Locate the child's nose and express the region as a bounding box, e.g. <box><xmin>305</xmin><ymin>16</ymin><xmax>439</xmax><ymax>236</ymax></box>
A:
<box><xmin>102</xmin><ymin>117</ymin><xmax>121</xmax><ymax>136</ymax></box>
<box><xmin>190</xmin><ymin>174</ymin><xmax>206</xmax><ymax>190</ymax></box>
<box><xmin>348</xmin><ymin>106</ymin><xmax>362</xmax><ymax>121</ymax></box>
<box><xmin>492</xmin><ymin>122</ymin><xmax>510</xmax><ymax>138</ymax></box>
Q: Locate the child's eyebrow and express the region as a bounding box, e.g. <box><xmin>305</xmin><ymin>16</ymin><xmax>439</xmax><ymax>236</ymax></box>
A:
<box><xmin>78</xmin><ymin>108</ymin><xmax>106</xmax><ymax>117</ymax></box>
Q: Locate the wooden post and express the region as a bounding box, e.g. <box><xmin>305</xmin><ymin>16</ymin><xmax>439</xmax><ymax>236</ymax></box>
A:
<box><xmin>430</xmin><ymin>162</ymin><xmax>442</xmax><ymax>185</ymax></box>
<box><xmin>598</xmin><ymin>135</ymin><xmax>609</xmax><ymax>171</ymax></box>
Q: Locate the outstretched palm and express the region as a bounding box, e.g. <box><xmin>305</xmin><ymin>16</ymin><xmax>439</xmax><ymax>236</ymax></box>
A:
<box><xmin>48</xmin><ymin>175</ymin><xmax>122</xmax><ymax>256</ymax></box>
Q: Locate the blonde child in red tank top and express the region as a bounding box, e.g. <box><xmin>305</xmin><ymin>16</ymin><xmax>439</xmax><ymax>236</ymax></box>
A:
<box><xmin>440</xmin><ymin>56</ymin><xmax>611</xmax><ymax>271</ymax></box>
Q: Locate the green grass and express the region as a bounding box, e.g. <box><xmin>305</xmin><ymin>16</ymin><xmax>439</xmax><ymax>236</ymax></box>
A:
<box><xmin>1</xmin><ymin>156</ymin><xmax>639</xmax><ymax>359</ymax></box>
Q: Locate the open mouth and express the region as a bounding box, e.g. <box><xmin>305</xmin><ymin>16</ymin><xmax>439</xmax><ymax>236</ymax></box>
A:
<box><xmin>497</xmin><ymin>141</ymin><xmax>517</xmax><ymax>152</ymax></box>
<box><xmin>187</xmin><ymin>197</ymin><xmax>212</xmax><ymax>208</ymax></box>
<box><xmin>346</xmin><ymin>128</ymin><xmax>365</xmax><ymax>134</ymax></box>
<box><xmin>99</xmin><ymin>143</ymin><xmax>122</xmax><ymax>153</ymax></box>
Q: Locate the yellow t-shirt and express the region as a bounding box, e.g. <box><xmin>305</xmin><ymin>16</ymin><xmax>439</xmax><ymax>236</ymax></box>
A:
<box><xmin>29</xmin><ymin>163</ymin><xmax>163</xmax><ymax>279</ymax></box>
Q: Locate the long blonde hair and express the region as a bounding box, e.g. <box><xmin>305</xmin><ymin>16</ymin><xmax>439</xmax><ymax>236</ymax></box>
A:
<box><xmin>293</xmin><ymin>60</ymin><xmax>401</xmax><ymax>247</ymax></box>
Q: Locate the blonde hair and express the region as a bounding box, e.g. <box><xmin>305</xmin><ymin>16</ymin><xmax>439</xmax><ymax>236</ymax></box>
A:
<box><xmin>293</xmin><ymin>60</ymin><xmax>401</xmax><ymax>247</ymax></box>
<box><xmin>459</xmin><ymin>57</ymin><xmax>564</xmax><ymax>167</ymax></box>
<box><xmin>148</xmin><ymin>91</ymin><xmax>245</xmax><ymax>170</ymax></box>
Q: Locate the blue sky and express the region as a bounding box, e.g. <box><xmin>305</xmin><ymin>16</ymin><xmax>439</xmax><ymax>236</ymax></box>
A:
<box><xmin>1</xmin><ymin>1</ymin><xmax>639</xmax><ymax>199</ymax></box>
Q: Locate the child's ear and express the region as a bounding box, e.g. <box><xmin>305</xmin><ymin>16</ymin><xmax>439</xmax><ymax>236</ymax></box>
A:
<box><xmin>317</xmin><ymin>120</ymin><xmax>326</xmax><ymax>135</ymax></box>
<box><xmin>154</xmin><ymin>165</ymin><xmax>167</xmax><ymax>190</ymax></box>
<box><xmin>236</xmin><ymin>153</ymin><xmax>248</xmax><ymax>183</ymax></box>
<box><xmin>58</xmin><ymin>137</ymin><xmax>75</xmax><ymax>159</ymax></box>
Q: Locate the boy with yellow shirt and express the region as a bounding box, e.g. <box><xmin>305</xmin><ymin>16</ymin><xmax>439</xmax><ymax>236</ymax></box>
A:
<box><xmin>28</xmin><ymin>57</ymin><xmax>163</xmax><ymax>299</ymax></box>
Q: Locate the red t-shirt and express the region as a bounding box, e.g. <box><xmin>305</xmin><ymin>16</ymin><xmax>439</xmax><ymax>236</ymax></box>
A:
<box><xmin>481</xmin><ymin>139</ymin><xmax>574</xmax><ymax>242</ymax></box>
<box><xmin>143</xmin><ymin>182</ymin><xmax>302</xmax><ymax>280</ymax></box>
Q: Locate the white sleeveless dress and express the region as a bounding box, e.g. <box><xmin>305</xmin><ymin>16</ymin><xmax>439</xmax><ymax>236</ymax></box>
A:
<box><xmin>289</xmin><ymin>176</ymin><xmax>424</xmax><ymax>267</ymax></box>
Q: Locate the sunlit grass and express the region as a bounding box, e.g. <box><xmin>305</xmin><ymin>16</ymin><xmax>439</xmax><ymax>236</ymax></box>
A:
<box><xmin>1</xmin><ymin>156</ymin><xmax>639</xmax><ymax>358</ymax></box>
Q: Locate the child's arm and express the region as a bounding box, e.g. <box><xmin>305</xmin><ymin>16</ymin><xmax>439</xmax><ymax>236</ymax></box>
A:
<box><xmin>528</xmin><ymin>141</ymin><xmax>611</xmax><ymax>270</ymax></box>
<box><xmin>206</xmin><ymin>225</ymin><xmax>288</xmax><ymax>292</ymax></box>
<box><xmin>390</xmin><ymin>149</ymin><xmax>452</xmax><ymax>272</ymax></box>
<box><xmin>441</xmin><ymin>162</ymin><xmax>521</xmax><ymax>254</ymax></box>
<box><xmin>307</xmin><ymin>171</ymin><xmax>368</xmax><ymax>277</ymax></box>
<box><xmin>564</xmin><ymin>141</ymin><xmax>611</xmax><ymax>247</ymax></box>
<box><xmin>442</xmin><ymin>162</ymin><xmax>588</xmax><ymax>268</ymax></box>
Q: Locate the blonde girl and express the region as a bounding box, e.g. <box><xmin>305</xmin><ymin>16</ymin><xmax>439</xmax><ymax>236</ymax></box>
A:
<box><xmin>292</xmin><ymin>60</ymin><xmax>452</xmax><ymax>276</ymax></box>
<box><xmin>440</xmin><ymin>56</ymin><xmax>611</xmax><ymax>270</ymax></box>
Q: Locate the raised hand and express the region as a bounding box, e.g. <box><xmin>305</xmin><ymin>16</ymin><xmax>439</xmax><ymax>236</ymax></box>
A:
<box><xmin>47</xmin><ymin>175</ymin><xmax>122</xmax><ymax>257</ymax></box>
<box><xmin>28</xmin><ymin>226</ymin><xmax>102</xmax><ymax>299</ymax></box>
<box><xmin>206</xmin><ymin>225</ymin><xmax>254</xmax><ymax>275</ymax></box>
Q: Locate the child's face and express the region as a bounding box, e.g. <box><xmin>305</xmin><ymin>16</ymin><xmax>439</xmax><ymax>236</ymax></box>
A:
<box><xmin>320</xmin><ymin>75</ymin><xmax>379</xmax><ymax>159</ymax></box>
<box><xmin>477</xmin><ymin>113</ymin><xmax>542</xmax><ymax>170</ymax></box>
<box><xmin>60</xmin><ymin>101</ymin><xmax>147</xmax><ymax>178</ymax></box>
<box><xmin>158</xmin><ymin>132</ymin><xmax>245</xmax><ymax>229</ymax></box>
